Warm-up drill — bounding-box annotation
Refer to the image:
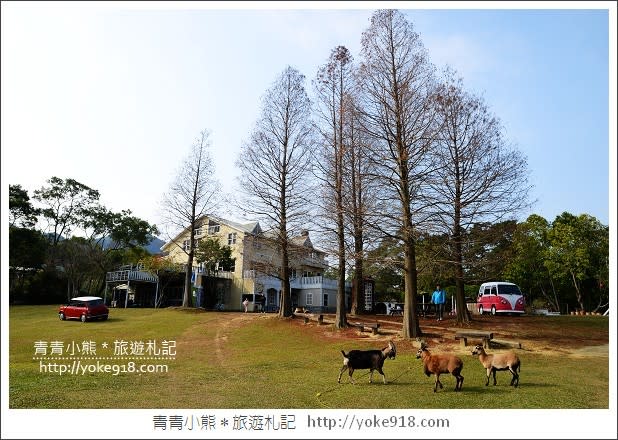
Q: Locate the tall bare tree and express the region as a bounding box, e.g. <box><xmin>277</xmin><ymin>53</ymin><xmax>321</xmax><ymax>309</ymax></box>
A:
<box><xmin>236</xmin><ymin>66</ymin><xmax>314</xmax><ymax>318</ymax></box>
<box><xmin>343</xmin><ymin>89</ymin><xmax>378</xmax><ymax>315</ymax></box>
<box><xmin>161</xmin><ymin>130</ymin><xmax>221</xmax><ymax>307</ymax></box>
<box><xmin>359</xmin><ymin>9</ymin><xmax>437</xmax><ymax>338</ymax></box>
<box><xmin>313</xmin><ymin>46</ymin><xmax>354</xmax><ymax>328</ymax></box>
<box><xmin>431</xmin><ymin>68</ymin><xmax>532</xmax><ymax>324</ymax></box>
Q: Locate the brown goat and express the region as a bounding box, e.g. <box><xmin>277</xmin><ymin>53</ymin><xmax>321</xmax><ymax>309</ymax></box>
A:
<box><xmin>471</xmin><ymin>344</ymin><xmax>521</xmax><ymax>387</ymax></box>
<box><xmin>416</xmin><ymin>344</ymin><xmax>464</xmax><ymax>392</ymax></box>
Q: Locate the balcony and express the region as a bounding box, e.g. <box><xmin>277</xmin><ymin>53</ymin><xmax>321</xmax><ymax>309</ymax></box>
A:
<box><xmin>242</xmin><ymin>271</ymin><xmax>349</xmax><ymax>291</ymax></box>
<box><xmin>106</xmin><ymin>265</ymin><xmax>158</xmax><ymax>283</ymax></box>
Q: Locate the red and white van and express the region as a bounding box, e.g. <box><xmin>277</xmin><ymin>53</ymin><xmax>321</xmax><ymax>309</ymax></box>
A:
<box><xmin>477</xmin><ymin>281</ymin><xmax>525</xmax><ymax>315</ymax></box>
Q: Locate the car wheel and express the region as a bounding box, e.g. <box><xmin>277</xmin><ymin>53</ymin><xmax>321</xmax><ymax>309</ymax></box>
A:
<box><xmin>491</xmin><ymin>305</ymin><xmax>496</xmax><ymax>316</ymax></box>
<box><xmin>81</xmin><ymin>314</ymin><xmax>87</xmax><ymax>323</ymax></box>
<box><xmin>478</xmin><ymin>305</ymin><xmax>484</xmax><ymax>315</ymax></box>
<box><xmin>102</xmin><ymin>316</ymin><xmax>108</xmax><ymax>321</ymax></box>
<box><xmin>59</xmin><ymin>312</ymin><xmax>65</xmax><ymax>320</ymax></box>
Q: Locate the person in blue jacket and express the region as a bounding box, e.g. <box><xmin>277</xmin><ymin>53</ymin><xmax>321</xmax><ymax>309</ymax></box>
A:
<box><xmin>431</xmin><ymin>284</ymin><xmax>446</xmax><ymax>321</ymax></box>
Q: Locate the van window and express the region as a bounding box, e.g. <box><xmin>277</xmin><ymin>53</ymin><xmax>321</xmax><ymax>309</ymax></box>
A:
<box><xmin>498</xmin><ymin>284</ymin><xmax>522</xmax><ymax>295</ymax></box>
<box><xmin>484</xmin><ymin>288</ymin><xmax>491</xmax><ymax>296</ymax></box>
<box><xmin>491</xmin><ymin>286</ymin><xmax>497</xmax><ymax>295</ymax></box>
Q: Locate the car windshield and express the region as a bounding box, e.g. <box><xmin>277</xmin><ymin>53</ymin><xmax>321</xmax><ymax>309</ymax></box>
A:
<box><xmin>498</xmin><ymin>284</ymin><xmax>522</xmax><ymax>295</ymax></box>
<box><xmin>88</xmin><ymin>299</ymin><xmax>103</xmax><ymax>306</ymax></box>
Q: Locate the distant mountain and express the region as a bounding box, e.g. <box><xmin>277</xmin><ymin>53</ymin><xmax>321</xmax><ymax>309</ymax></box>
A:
<box><xmin>101</xmin><ymin>235</ymin><xmax>165</xmax><ymax>255</ymax></box>
<box><xmin>144</xmin><ymin>236</ymin><xmax>165</xmax><ymax>255</ymax></box>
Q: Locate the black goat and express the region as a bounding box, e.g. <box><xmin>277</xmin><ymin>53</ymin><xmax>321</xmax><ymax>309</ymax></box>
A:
<box><xmin>338</xmin><ymin>341</ymin><xmax>396</xmax><ymax>384</ymax></box>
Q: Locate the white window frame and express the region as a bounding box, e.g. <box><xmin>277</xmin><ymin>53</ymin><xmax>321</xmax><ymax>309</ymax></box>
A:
<box><xmin>306</xmin><ymin>293</ymin><xmax>313</xmax><ymax>305</ymax></box>
<box><xmin>228</xmin><ymin>232</ymin><xmax>237</xmax><ymax>245</ymax></box>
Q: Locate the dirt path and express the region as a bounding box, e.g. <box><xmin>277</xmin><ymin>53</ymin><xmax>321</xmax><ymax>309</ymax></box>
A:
<box><xmin>286</xmin><ymin>312</ymin><xmax>610</xmax><ymax>357</ymax></box>
<box><xmin>212</xmin><ymin>312</ymin><xmax>272</xmax><ymax>364</ymax></box>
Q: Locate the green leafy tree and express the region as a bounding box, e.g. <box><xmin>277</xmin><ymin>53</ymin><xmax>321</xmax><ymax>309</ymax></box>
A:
<box><xmin>415</xmin><ymin>232</ymin><xmax>454</xmax><ymax>293</ymax></box>
<box><xmin>139</xmin><ymin>255</ymin><xmax>183</xmax><ymax>308</ymax></box>
<box><xmin>461</xmin><ymin>220</ymin><xmax>518</xmax><ymax>283</ymax></box>
<box><xmin>545</xmin><ymin>213</ymin><xmax>608</xmax><ymax>313</ymax></box>
<box><xmin>32</xmin><ymin>177</ymin><xmax>101</xmax><ymax>264</ymax></box>
<box><xmin>504</xmin><ymin>215</ymin><xmax>559</xmax><ymax>310</ymax></box>
<box><xmin>9</xmin><ymin>226</ymin><xmax>48</xmax><ymax>300</ymax></box>
<box><xmin>364</xmin><ymin>236</ymin><xmax>405</xmax><ymax>302</ymax></box>
<box><xmin>9</xmin><ymin>184</ymin><xmax>39</xmax><ymax>228</ymax></box>
<box><xmin>56</xmin><ymin>236</ymin><xmax>99</xmax><ymax>300</ymax></box>
<box><xmin>195</xmin><ymin>237</ymin><xmax>235</xmax><ymax>274</ymax></box>
<box><xmin>70</xmin><ymin>205</ymin><xmax>159</xmax><ymax>297</ymax></box>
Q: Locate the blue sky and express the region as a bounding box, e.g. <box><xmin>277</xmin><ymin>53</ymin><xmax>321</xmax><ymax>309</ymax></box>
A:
<box><xmin>2</xmin><ymin>2</ymin><xmax>614</xmax><ymax>235</ymax></box>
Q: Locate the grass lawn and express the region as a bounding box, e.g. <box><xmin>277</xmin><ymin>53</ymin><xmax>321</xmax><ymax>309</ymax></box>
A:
<box><xmin>8</xmin><ymin>306</ymin><xmax>610</xmax><ymax>409</ymax></box>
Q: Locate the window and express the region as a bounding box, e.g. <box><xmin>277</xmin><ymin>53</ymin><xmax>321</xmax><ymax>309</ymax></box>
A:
<box><xmin>306</xmin><ymin>293</ymin><xmax>313</xmax><ymax>305</ymax></box>
<box><xmin>228</xmin><ymin>232</ymin><xmax>237</xmax><ymax>245</ymax></box>
<box><xmin>194</xmin><ymin>227</ymin><xmax>202</xmax><ymax>237</ymax></box>
<box><xmin>182</xmin><ymin>239</ymin><xmax>191</xmax><ymax>251</ymax></box>
<box><xmin>323</xmin><ymin>294</ymin><xmax>328</xmax><ymax>307</ymax></box>
<box><xmin>208</xmin><ymin>223</ymin><xmax>220</xmax><ymax>234</ymax></box>
<box><xmin>364</xmin><ymin>281</ymin><xmax>373</xmax><ymax>311</ymax></box>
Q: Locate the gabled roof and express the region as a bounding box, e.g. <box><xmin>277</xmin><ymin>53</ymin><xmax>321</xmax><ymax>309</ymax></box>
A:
<box><xmin>161</xmin><ymin>215</ymin><xmax>261</xmax><ymax>251</ymax></box>
<box><xmin>291</xmin><ymin>234</ymin><xmax>312</xmax><ymax>248</ymax></box>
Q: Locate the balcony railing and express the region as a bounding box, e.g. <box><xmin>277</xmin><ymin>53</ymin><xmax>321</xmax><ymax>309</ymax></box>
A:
<box><xmin>241</xmin><ymin>272</ymin><xmax>350</xmax><ymax>290</ymax></box>
<box><xmin>106</xmin><ymin>268</ymin><xmax>158</xmax><ymax>283</ymax></box>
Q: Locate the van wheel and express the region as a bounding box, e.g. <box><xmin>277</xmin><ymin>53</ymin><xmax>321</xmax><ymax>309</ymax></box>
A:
<box><xmin>478</xmin><ymin>305</ymin><xmax>484</xmax><ymax>315</ymax></box>
<box><xmin>491</xmin><ymin>306</ymin><xmax>496</xmax><ymax>316</ymax></box>
<box><xmin>59</xmin><ymin>313</ymin><xmax>65</xmax><ymax>320</ymax></box>
<box><xmin>81</xmin><ymin>314</ymin><xmax>87</xmax><ymax>323</ymax></box>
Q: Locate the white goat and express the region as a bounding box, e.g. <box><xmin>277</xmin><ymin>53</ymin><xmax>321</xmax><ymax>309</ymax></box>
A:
<box><xmin>416</xmin><ymin>343</ymin><xmax>464</xmax><ymax>392</ymax></box>
<box><xmin>471</xmin><ymin>344</ymin><xmax>521</xmax><ymax>387</ymax></box>
<box><xmin>338</xmin><ymin>341</ymin><xmax>396</xmax><ymax>384</ymax></box>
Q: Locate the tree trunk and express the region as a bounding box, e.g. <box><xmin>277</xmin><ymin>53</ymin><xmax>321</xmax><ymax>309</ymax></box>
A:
<box><xmin>401</xmin><ymin>222</ymin><xmax>422</xmax><ymax>338</ymax></box>
<box><xmin>183</xmin><ymin>252</ymin><xmax>194</xmax><ymax>307</ymax></box>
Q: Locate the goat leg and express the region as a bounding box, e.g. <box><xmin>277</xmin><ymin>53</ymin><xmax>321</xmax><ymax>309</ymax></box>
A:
<box><xmin>378</xmin><ymin>367</ymin><xmax>387</xmax><ymax>384</ymax></box>
<box><xmin>338</xmin><ymin>365</ymin><xmax>348</xmax><ymax>383</ymax></box>
<box><xmin>348</xmin><ymin>368</ymin><xmax>356</xmax><ymax>384</ymax></box>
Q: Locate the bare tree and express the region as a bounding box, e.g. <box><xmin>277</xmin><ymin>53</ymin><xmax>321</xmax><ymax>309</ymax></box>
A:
<box><xmin>343</xmin><ymin>90</ymin><xmax>379</xmax><ymax>316</ymax></box>
<box><xmin>161</xmin><ymin>130</ymin><xmax>221</xmax><ymax>307</ymax></box>
<box><xmin>236</xmin><ymin>66</ymin><xmax>315</xmax><ymax>318</ymax></box>
<box><xmin>430</xmin><ymin>68</ymin><xmax>532</xmax><ymax>324</ymax></box>
<box><xmin>359</xmin><ymin>9</ymin><xmax>437</xmax><ymax>338</ymax></box>
<box><xmin>313</xmin><ymin>46</ymin><xmax>354</xmax><ymax>328</ymax></box>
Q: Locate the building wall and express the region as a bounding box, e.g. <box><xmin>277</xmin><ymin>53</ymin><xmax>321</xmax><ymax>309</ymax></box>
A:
<box><xmin>162</xmin><ymin>216</ymin><xmax>339</xmax><ymax>311</ymax></box>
